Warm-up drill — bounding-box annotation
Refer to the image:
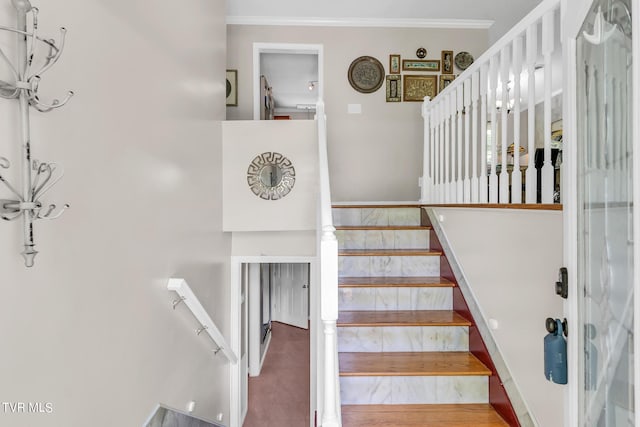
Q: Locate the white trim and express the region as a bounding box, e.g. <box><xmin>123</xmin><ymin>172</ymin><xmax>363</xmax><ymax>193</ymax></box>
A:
<box><xmin>633</xmin><ymin>4</ymin><xmax>640</xmax><ymax>426</ymax></box>
<box><xmin>229</xmin><ymin>256</ymin><xmax>318</xmax><ymax>427</ymax></box>
<box><xmin>228</xmin><ymin>16</ymin><xmax>495</xmax><ymax>30</ymax></box>
<box><xmin>253</xmin><ymin>43</ymin><xmax>324</xmax><ymax>121</ymax></box>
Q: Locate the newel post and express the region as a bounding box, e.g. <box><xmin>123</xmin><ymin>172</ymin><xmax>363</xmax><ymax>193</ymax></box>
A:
<box><xmin>320</xmin><ymin>226</ymin><xmax>340</xmax><ymax>427</ymax></box>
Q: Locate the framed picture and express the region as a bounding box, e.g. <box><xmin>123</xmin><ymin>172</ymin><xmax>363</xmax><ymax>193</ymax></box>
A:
<box><xmin>441</xmin><ymin>50</ymin><xmax>454</xmax><ymax>74</ymax></box>
<box><xmin>389</xmin><ymin>54</ymin><xmax>401</xmax><ymax>74</ymax></box>
<box><xmin>386</xmin><ymin>75</ymin><xmax>401</xmax><ymax>102</ymax></box>
<box><xmin>402</xmin><ymin>59</ymin><xmax>440</xmax><ymax>72</ymax></box>
<box><xmin>439</xmin><ymin>74</ymin><xmax>456</xmax><ymax>91</ymax></box>
<box><xmin>226</xmin><ymin>69</ymin><xmax>238</xmax><ymax>106</ymax></box>
<box><xmin>403</xmin><ymin>75</ymin><xmax>438</xmax><ymax>101</ymax></box>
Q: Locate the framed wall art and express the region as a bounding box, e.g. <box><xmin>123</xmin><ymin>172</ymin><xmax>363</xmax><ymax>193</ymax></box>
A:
<box><xmin>439</xmin><ymin>74</ymin><xmax>456</xmax><ymax>91</ymax></box>
<box><xmin>403</xmin><ymin>75</ymin><xmax>438</xmax><ymax>101</ymax></box>
<box><xmin>226</xmin><ymin>69</ymin><xmax>238</xmax><ymax>106</ymax></box>
<box><xmin>402</xmin><ymin>59</ymin><xmax>440</xmax><ymax>72</ymax></box>
<box><xmin>441</xmin><ymin>50</ymin><xmax>454</xmax><ymax>74</ymax></box>
<box><xmin>348</xmin><ymin>56</ymin><xmax>385</xmax><ymax>93</ymax></box>
<box><xmin>386</xmin><ymin>75</ymin><xmax>401</xmax><ymax>102</ymax></box>
<box><xmin>389</xmin><ymin>54</ymin><xmax>401</xmax><ymax>74</ymax></box>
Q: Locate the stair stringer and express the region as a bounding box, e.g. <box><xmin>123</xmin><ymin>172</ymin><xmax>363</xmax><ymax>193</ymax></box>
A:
<box><xmin>423</xmin><ymin>207</ymin><xmax>536</xmax><ymax>427</ymax></box>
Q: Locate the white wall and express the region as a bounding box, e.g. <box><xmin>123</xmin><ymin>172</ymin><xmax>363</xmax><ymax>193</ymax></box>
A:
<box><xmin>227</xmin><ymin>25</ymin><xmax>489</xmax><ymax>201</ymax></box>
<box><xmin>222</xmin><ymin>120</ymin><xmax>318</xmax><ymax>231</ymax></box>
<box><xmin>433</xmin><ymin>208</ymin><xmax>564</xmax><ymax>427</ymax></box>
<box><xmin>0</xmin><ymin>1</ymin><xmax>230</xmax><ymax>426</ymax></box>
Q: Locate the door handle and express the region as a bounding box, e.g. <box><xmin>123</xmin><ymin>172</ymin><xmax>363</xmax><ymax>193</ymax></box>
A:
<box><xmin>556</xmin><ymin>267</ymin><xmax>568</xmax><ymax>299</ymax></box>
<box><xmin>302</xmin><ymin>284</ymin><xmax>309</xmax><ymax>289</ymax></box>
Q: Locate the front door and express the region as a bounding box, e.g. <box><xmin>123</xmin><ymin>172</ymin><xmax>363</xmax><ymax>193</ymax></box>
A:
<box><xmin>575</xmin><ymin>1</ymin><xmax>635</xmax><ymax>424</ymax></box>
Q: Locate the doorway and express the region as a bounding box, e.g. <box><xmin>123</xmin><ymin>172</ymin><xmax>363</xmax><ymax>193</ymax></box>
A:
<box><xmin>252</xmin><ymin>43</ymin><xmax>324</xmax><ymax>120</ymax></box>
<box><xmin>230</xmin><ymin>256</ymin><xmax>318</xmax><ymax>427</ymax></box>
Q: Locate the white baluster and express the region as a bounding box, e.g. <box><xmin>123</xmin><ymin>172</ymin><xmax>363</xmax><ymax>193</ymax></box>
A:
<box><xmin>463</xmin><ymin>79</ymin><xmax>472</xmax><ymax>203</ymax></box>
<box><xmin>450</xmin><ymin>93</ymin><xmax>458</xmax><ymax>202</ymax></box>
<box><xmin>480</xmin><ymin>63</ymin><xmax>489</xmax><ymax>203</ymax></box>
<box><xmin>489</xmin><ymin>55</ymin><xmax>499</xmax><ymax>203</ymax></box>
<box><xmin>512</xmin><ymin>35</ymin><xmax>523</xmax><ymax>203</ymax></box>
<box><xmin>525</xmin><ymin>23</ymin><xmax>538</xmax><ymax>203</ymax></box>
<box><xmin>421</xmin><ymin>98</ymin><xmax>432</xmax><ymax>202</ymax></box>
<box><xmin>456</xmin><ymin>85</ymin><xmax>464</xmax><ymax>202</ymax></box>
<box><xmin>541</xmin><ymin>10</ymin><xmax>554</xmax><ymax>203</ymax></box>
<box><xmin>444</xmin><ymin>96</ymin><xmax>451</xmax><ymax>203</ymax></box>
<box><xmin>499</xmin><ymin>45</ymin><xmax>510</xmax><ymax>203</ymax></box>
<box><xmin>439</xmin><ymin>101</ymin><xmax>446</xmax><ymax>203</ymax></box>
<box><xmin>471</xmin><ymin>71</ymin><xmax>480</xmax><ymax>202</ymax></box>
<box><xmin>430</xmin><ymin>109</ymin><xmax>436</xmax><ymax>203</ymax></box>
<box><xmin>434</xmin><ymin>104</ymin><xmax>440</xmax><ymax>202</ymax></box>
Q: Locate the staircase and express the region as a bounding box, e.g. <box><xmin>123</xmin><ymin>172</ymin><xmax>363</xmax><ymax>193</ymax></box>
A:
<box><xmin>333</xmin><ymin>205</ymin><xmax>511</xmax><ymax>427</ymax></box>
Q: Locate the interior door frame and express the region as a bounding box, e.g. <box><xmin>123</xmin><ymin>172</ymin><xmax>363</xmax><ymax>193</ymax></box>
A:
<box><xmin>252</xmin><ymin>43</ymin><xmax>324</xmax><ymax>120</ymax></box>
<box><xmin>562</xmin><ymin>0</ymin><xmax>640</xmax><ymax>425</ymax></box>
<box><xmin>229</xmin><ymin>256</ymin><xmax>318</xmax><ymax>427</ymax></box>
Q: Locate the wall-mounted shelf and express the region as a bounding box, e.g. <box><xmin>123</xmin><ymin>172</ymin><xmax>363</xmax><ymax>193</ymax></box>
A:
<box><xmin>168</xmin><ymin>278</ymin><xmax>238</xmax><ymax>364</ymax></box>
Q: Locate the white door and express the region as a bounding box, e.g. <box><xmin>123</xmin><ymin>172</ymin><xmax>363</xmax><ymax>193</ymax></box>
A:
<box><xmin>271</xmin><ymin>263</ymin><xmax>309</xmax><ymax>329</ymax></box>
<box><xmin>240</xmin><ymin>264</ymin><xmax>249</xmax><ymax>422</ymax></box>
<box><xmin>573</xmin><ymin>1</ymin><xmax>636</xmax><ymax>425</ymax></box>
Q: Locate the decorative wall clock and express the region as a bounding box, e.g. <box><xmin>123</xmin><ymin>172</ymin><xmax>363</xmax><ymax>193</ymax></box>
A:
<box><xmin>247</xmin><ymin>152</ymin><xmax>296</xmax><ymax>200</ymax></box>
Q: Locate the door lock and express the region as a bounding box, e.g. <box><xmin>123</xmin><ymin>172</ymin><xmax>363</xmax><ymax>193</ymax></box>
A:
<box><xmin>556</xmin><ymin>267</ymin><xmax>568</xmax><ymax>299</ymax></box>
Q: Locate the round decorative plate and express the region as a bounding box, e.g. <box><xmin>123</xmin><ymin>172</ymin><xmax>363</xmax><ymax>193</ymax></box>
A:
<box><xmin>454</xmin><ymin>51</ymin><xmax>474</xmax><ymax>70</ymax></box>
<box><xmin>247</xmin><ymin>152</ymin><xmax>296</xmax><ymax>200</ymax></box>
<box><xmin>347</xmin><ymin>56</ymin><xmax>385</xmax><ymax>94</ymax></box>
<box><xmin>416</xmin><ymin>47</ymin><xmax>427</xmax><ymax>58</ymax></box>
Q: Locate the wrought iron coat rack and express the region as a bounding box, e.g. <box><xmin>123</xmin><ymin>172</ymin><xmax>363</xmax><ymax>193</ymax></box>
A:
<box><xmin>0</xmin><ymin>0</ymin><xmax>72</xmax><ymax>267</ymax></box>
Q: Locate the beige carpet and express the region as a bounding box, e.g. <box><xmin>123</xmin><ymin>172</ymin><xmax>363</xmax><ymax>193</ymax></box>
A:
<box><xmin>243</xmin><ymin>321</ymin><xmax>310</xmax><ymax>427</ymax></box>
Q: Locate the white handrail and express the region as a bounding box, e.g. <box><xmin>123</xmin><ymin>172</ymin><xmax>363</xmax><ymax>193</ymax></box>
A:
<box><xmin>315</xmin><ymin>99</ymin><xmax>341</xmax><ymax>427</ymax></box>
<box><xmin>167</xmin><ymin>278</ymin><xmax>238</xmax><ymax>364</ymax></box>
<box><xmin>422</xmin><ymin>0</ymin><xmax>561</xmax><ymax>205</ymax></box>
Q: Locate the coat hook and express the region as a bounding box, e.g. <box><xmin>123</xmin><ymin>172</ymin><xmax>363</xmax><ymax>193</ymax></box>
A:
<box><xmin>213</xmin><ymin>346</ymin><xmax>222</xmax><ymax>355</ymax></box>
<box><xmin>196</xmin><ymin>325</ymin><xmax>208</xmax><ymax>336</ymax></box>
<box><xmin>172</xmin><ymin>296</ymin><xmax>185</xmax><ymax>309</ymax></box>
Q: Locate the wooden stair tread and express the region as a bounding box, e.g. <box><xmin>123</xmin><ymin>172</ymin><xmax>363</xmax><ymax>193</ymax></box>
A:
<box><xmin>333</xmin><ymin>204</ymin><xmax>422</xmax><ymax>209</ymax></box>
<box><xmin>335</xmin><ymin>225</ymin><xmax>431</xmax><ymax>231</ymax></box>
<box><xmin>338</xmin><ymin>310</ymin><xmax>471</xmax><ymax>327</ymax></box>
<box><xmin>339</xmin><ymin>249</ymin><xmax>441</xmax><ymax>256</ymax></box>
<box><xmin>339</xmin><ymin>276</ymin><xmax>455</xmax><ymax>288</ymax></box>
<box><xmin>341</xmin><ymin>404</ymin><xmax>509</xmax><ymax>427</ymax></box>
<box><xmin>339</xmin><ymin>352</ymin><xmax>491</xmax><ymax>377</ymax></box>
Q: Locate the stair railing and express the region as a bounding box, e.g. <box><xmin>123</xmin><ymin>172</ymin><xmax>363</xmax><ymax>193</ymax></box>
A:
<box><xmin>421</xmin><ymin>0</ymin><xmax>561</xmax><ymax>205</ymax></box>
<box><xmin>315</xmin><ymin>99</ymin><xmax>341</xmax><ymax>427</ymax></box>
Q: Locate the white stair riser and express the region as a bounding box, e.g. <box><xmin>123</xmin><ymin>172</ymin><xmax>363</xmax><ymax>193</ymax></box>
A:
<box><xmin>333</xmin><ymin>208</ymin><xmax>421</xmax><ymax>227</ymax></box>
<box><xmin>339</xmin><ymin>255</ymin><xmax>440</xmax><ymax>277</ymax></box>
<box><xmin>336</xmin><ymin>229</ymin><xmax>429</xmax><ymax>250</ymax></box>
<box><xmin>338</xmin><ymin>287</ymin><xmax>452</xmax><ymax>311</ymax></box>
<box><xmin>338</xmin><ymin>326</ymin><xmax>469</xmax><ymax>352</ymax></box>
<box><xmin>340</xmin><ymin>375</ymin><xmax>488</xmax><ymax>405</ymax></box>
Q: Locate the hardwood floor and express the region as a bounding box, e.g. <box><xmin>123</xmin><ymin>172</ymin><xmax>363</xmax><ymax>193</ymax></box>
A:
<box><xmin>342</xmin><ymin>404</ymin><xmax>510</xmax><ymax>427</ymax></box>
<box><xmin>339</xmin><ymin>352</ymin><xmax>492</xmax><ymax>377</ymax></box>
<box><xmin>338</xmin><ymin>310</ymin><xmax>472</xmax><ymax>327</ymax></box>
<box><xmin>339</xmin><ymin>249</ymin><xmax>442</xmax><ymax>256</ymax></box>
<box><xmin>339</xmin><ymin>276</ymin><xmax>456</xmax><ymax>288</ymax></box>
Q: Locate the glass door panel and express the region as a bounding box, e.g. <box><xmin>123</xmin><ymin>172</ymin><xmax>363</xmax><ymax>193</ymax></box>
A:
<box><xmin>576</xmin><ymin>1</ymin><xmax>634</xmax><ymax>425</ymax></box>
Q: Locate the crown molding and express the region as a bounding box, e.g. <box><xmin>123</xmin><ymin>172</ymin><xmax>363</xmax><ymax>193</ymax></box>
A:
<box><xmin>226</xmin><ymin>16</ymin><xmax>494</xmax><ymax>30</ymax></box>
